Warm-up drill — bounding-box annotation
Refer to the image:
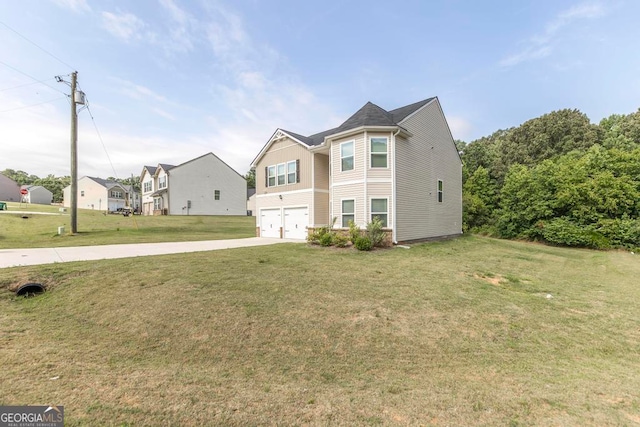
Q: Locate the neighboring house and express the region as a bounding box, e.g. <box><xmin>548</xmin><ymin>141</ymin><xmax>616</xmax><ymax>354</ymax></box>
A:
<box><xmin>247</xmin><ymin>188</ymin><xmax>256</xmax><ymax>216</ymax></box>
<box><xmin>250</xmin><ymin>97</ymin><xmax>462</xmax><ymax>243</ymax></box>
<box><xmin>140</xmin><ymin>153</ymin><xmax>246</xmax><ymax>216</ymax></box>
<box><xmin>20</xmin><ymin>185</ymin><xmax>53</xmax><ymax>205</ymax></box>
<box><xmin>63</xmin><ymin>176</ymin><xmax>130</xmax><ymax>212</ymax></box>
<box><xmin>0</xmin><ymin>173</ymin><xmax>20</xmax><ymax>202</ymax></box>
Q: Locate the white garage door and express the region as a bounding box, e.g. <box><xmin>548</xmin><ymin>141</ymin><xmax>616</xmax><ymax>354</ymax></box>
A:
<box><xmin>108</xmin><ymin>200</ymin><xmax>125</xmax><ymax>212</ymax></box>
<box><xmin>283</xmin><ymin>207</ymin><xmax>308</xmax><ymax>240</ymax></box>
<box><xmin>260</xmin><ymin>209</ymin><xmax>281</xmax><ymax>238</ymax></box>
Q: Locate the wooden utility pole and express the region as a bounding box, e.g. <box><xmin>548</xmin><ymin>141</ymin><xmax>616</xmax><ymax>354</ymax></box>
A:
<box><xmin>70</xmin><ymin>71</ymin><xmax>78</xmax><ymax>234</ymax></box>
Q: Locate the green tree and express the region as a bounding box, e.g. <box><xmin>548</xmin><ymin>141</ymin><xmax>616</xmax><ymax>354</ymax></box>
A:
<box><xmin>462</xmin><ymin>166</ymin><xmax>496</xmax><ymax>231</ymax></box>
<box><xmin>245</xmin><ymin>169</ymin><xmax>256</xmax><ymax>189</ymax></box>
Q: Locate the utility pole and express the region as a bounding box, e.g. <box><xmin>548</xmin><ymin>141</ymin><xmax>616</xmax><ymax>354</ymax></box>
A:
<box><xmin>70</xmin><ymin>71</ymin><xmax>78</xmax><ymax>234</ymax></box>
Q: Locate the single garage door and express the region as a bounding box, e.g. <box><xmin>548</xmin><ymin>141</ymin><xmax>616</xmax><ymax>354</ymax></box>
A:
<box><xmin>260</xmin><ymin>208</ymin><xmax>281</xmax><ymax>238</ymax></box>
<box><xmin>283</xmin><ymin>207</ymin><xmax>308</xmax><ymax>240</ymax></box>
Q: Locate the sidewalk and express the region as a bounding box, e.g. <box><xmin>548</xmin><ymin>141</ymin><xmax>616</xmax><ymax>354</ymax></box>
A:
<box><xmin>0</xmin><ymin>237</ymin><xmax>298</xmax><ymax>268</ymax></box>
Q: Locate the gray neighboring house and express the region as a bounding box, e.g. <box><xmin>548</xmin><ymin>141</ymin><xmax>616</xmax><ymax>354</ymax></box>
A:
<box><xmin>21</xmin><ymin>185</ymin><xmax>53</xmax><ymax>205</ymax></box>
<box><xmin>251</xmin><ymin>97</ymin><xmax>462</xmax><ymax>243</ymax></box>
<box><xmin>0</xmin><ymin>173</ymin><xmax>21</xmax><ymax>202</ymax></box>
<box><xmin>141</xmin><ymin>152</ymin><xmax>247</xmax><ymax>216</ymax></box>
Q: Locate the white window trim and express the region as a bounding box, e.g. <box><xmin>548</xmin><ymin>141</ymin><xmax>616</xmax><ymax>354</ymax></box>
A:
<box><xmin>341</xmin><ymin>198</ymin><xmax>356</xmax><ymax>228</ymax></box>
<box><xmin>370</xmin><ymin>197</ymin><xmax>389</xmax><ymax>228</ymax></box>
<box><xmin>277</xmin><ymin>163</ymin><xmax>286</xmax><ymax>186</ymax></box>
<box><xmin>370</xmin><ymin>136</ymin><xmax>389</xmax><ymax>169</ymax></box>
<box><xmin>340</xmin><ymin>140</ymin><xmax>355</xmax><ymax>172</ymax></box>
<box><xmin>214</xmin><ymin>190</ymin><xmax>220</xmax><ymax>200</ymax></box>
<box><xmin>267</xmin><ymin>165</ymin><xmax>276</xmax><ymax>187</ymax></box>
<box><xmin>437</xmin><ymin>179</ymin><xmax>443</xmax><ymax>203</ymax></box>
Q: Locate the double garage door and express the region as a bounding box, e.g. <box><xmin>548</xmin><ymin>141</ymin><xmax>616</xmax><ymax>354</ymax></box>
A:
<box><xmin>260</xmin><ymin>207</ymin><xmax>308</xmax><ymax>240</ymax></box>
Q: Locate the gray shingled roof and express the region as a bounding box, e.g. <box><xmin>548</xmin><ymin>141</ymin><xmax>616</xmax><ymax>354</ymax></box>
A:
<box><xmin>283</xmin><ymin>98</ymin><xmax>435</xmax><ymax>147</ymax></box>
<box><xmin>143</xmin><ymin>165</ymin><xmax>157</xmax><ymax>175</ymax></box>
<box><xmin>158</xmin><ymin>163</ymin><xmax>175</xmax><ymax>172</ymax></box>
<box><xmin>88</xmin><ymin>176</ymin><xmax>123</xmax><ymax>190</ymax></box>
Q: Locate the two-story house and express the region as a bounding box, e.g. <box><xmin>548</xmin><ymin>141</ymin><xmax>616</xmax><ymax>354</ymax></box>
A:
<box><xmin>250</xmin><ymin>97</ymin><xmax>462</xmax><ymax>243</ymax></box>
<box><xmin>140</xmin><ymin>153</ymin><xmax>247</xmax><ymax>216</ymax></box>
<box><xmin>63</xmin><ymin>176</ymin><xmax>129</xmax><ymax>212</ymax></box>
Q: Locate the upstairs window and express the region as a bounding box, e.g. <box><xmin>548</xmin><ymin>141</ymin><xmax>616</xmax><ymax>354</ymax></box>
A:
<box><xmin>214</xmin><ymin>190</ymin><xmax>220</xmax><ymax>200</ymax></box>
<box><xmin>267</xmin><ymin>166</ymin><xmax>276</xmax><ymax>187</ymax></box>
<box><xmin>143</xmin><ymin>181</ymin><xmax>152</xmax><ymax>193</ymax></box>
<box><xmin>158</xmin><ymin>175</ymin><xmax>167</xmax><ymax>189</ymax></box>
<box><xmin>341</xmin><ymin>141</ymin><xmax>354</xmax><ymax>171</ymax></box>
<box><xmin>287</xmin><ymin>161</ymin><xmax>297</xmax><ymax>184</ymax></box>
<box><xmin>277</xmin><ymin>163</ymin><xmax>286</xmax><ymax>185</ymax></box>
<box><xmin>80</xmin><ymin>190</ymin><xmax>85</xmax><ymax>197</ymax></box>
<box><xmin>437</xmin><ymin>180</ymin><xmax>443</xmax><ymax>203</ymax></box>
<box><xmin>370</xmin><ymin>137</ymin><xmax>388</xmax><ymax>168</ymax></box>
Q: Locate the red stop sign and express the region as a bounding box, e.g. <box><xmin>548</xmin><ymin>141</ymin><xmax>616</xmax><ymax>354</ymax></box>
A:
<box><xmin>20</xmin><ymin>188</ymin><xmax>28</xmax><ymax>195</ymax></box>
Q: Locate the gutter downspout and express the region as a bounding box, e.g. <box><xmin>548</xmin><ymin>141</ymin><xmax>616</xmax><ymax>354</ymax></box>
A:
<box><xmin>392</xmin><ymin>128</ymin><xmax>401</xmax><ymax>245</ymax></box>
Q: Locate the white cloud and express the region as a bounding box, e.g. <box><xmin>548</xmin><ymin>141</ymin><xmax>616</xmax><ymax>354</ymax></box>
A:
<box><xmin>101</xmin><ymin>11</ymin><xmax>146</xmax><ymax>43</ymax></box>
<box><xmin>50</xmin><ymin>0</ymin><xmax>90</xmax><ymax>13</ymax></box>
<box><xmin>500</xmin><ymin>1</ymin><xmax>605</xmax><ymax>67</ymax></box>
<box><xmin>447</xmin><ymin>116</ymin><xmax>473</xmax><ymax>141</ymax></box>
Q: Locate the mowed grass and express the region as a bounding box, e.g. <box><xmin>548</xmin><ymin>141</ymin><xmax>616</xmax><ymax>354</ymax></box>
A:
<box><xmin>1</xmin><ymin>236</ymin><xmax>639</xmax><ymax>425</ymax></box>
<box><xmin>0</xmin><ymin>202</ymin><xmax>254</xmax><ymax>248</ymax></box>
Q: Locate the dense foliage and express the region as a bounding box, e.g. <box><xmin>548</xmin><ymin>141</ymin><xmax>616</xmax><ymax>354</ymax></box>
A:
<box><xmin>461</xmin><ymin>108</ymin><xmax>640</xmax><ymax>250</ymax></box>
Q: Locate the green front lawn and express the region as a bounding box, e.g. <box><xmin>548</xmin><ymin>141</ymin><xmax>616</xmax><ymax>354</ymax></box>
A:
<box><xmin>0</xmin><ymin>202</ymin><xmax>255</xmax><ymax>248</ymax></box>
<box><xmin>1</xmin><ymin>236</ymin><xmax>638</xmax><ymax>425</ymax></box>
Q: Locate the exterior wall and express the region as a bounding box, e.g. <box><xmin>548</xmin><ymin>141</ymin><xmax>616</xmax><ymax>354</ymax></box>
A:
<box><xmin>330</xmin><ymin>133</ymin><xmax>366</xmax><ymax>181</ymax></box>
<box><xmin>247</xmin><ymin>194</ymin><xmax>256</xmax><ymax>216</ymax></box>
<box><xmin>64</xmin><ymin>177</ymin><xmax>106</xmax><ymax>210</ymax></box>
<box><xmin>25</xmin><ymin>186</ymin><xmax>53</xmax><ymax>204</ymax></box>
<box><xmin>0</xmin><ymin>174</ymin><xmax>20</xmax><ymax>202</ymax></box>
<box><xmin>256</xmin><ymin>137</ymin><xmax>312</xmax><ymax>195</ymax></box>
<box><xmin>395</xmin><ymin>99</ymin><xmax>462</xmax><ymax>242</ymax></box>
<box><xmin>141</xmin><ymin>169</ymin><xmax>154</xmax><ymax>216</ymax></box>
<box><xmin>331</xmin><ymin>182</ymin><xmax>365</xmax><ymax>228</ymax></box>
<box><xmin>167</xmin><ymin>153</ymin><xmax>246</xmax><ymax>216</ymax></box>
<box><xmin>255</xmin><ymin>190</ymin><xmax>313</xmax><ymax>234</ymax></box>
<box><xmin>314</xmin><ymin>191</ymin><xmax>329</xmax><ymax>226</ymax></box>
<box><xmin>313</xmin><ymin>153</ymin><xmax>329</xmax><ymax>190</ymax></box>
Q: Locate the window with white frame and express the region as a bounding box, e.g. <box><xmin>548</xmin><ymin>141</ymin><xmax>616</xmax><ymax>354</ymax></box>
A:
<box><xmin>153</xmin><ymin>198</ymin><xmax>161</xmax><ymax>210</ymax></box>
<box><xmin>342</xmin><ymin>199</ymin><xmax>355</xmax><ymax>228</ymax></box>
<box><xmin>287</xmin><ymin>160</ymin><xmax>297</xmax><ymax>184</ymax></box>
<box><xmin>214</xmin><ymin>190</ymin><xmax>220</xmax><ymax>200</ymax></box>
<box><xmin>371</xmin><ymin>199</ymin><xmax>388</xmax><ymax>227</ymax></box>
<box><xmin>277</xmin><ymin>163</ymin><xmax>286</xmax><ymax>185</ymax></box>
<box><xmin>370</xmin><ymin>137</ymin><xmax>388</xmax><ymax>168</ymax></box>
<box><xmin>268</xmin><ymin>166</ymin><xmax>276</xmax><ymax>187</ymax></box>
<box><xmin>111</xmin><ymin>190</ymin><xmax>123</xmax><ymax>198</ymax></box>
<box><xmin>158</xmin><ymin>175</ymin><xmax>167</xmax><ymax>189</ymax></box>
<box><xmin>341</xmin><ymin>141</ymin><xmax>354</xmax><ymax>171</ymax></box>
<box><xmin>437</xmin><ymin>180</ymin><xmax>443</xmax><ymax>203</ymax></box>
<box><xmin>143</xmin><ymin>181</ymin><xmax>152</xmax><ymax>193</ymax></box>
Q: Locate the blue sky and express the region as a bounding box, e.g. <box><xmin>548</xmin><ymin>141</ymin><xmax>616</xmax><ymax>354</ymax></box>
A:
<box><xmin>1</xmin><ymin>0</ymin><xmax>639</xmax><ymax>179</ymax></box>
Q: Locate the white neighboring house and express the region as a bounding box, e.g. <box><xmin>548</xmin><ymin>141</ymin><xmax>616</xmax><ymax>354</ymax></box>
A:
<box><xmin>247</xmin><ymin>188</ymin><xmax>256</xmax><ymax>216</ymax></box>
<box><xmin>0</xmin><ymin>173</ymin><xmax>21</xmax><ymax>202</ymax></box>
<box><xmin>21</xmin><ymin>185</ymin><xmax>53</xmax><ymax>205</ymax></box>
<box><xmin>63</xmin><ymin>176</ymin><xmax>130</xmax><ymax>212</ymax></box>
<box><xmin>140</xmin><ymin>153</ymin><xmax>247</xmax><ymax>216</ymax></box>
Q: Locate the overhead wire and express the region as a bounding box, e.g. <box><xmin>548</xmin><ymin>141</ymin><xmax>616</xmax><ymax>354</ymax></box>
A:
<box><xmin>0</xmin><ymin>21</ymin><xmax>76</xmax><ymax>71</ymax></box>
<box><xmin>0</xmin><ymin>77</ymin><xmax>59</xmax><ymax>92</ymax></box>
<box><xmin>0</xmin><ymin>59</ymin><xmax>68</xmax><ymax>96</ymax></box>
<box><xmin>80</xmin><ymin>89</ymin><xmax>119</xmax><ymax>180</ymax></box>
<box><xmin>0</xmin><ymin>97</ymin><xmax>66</xmax><ymax>113</ymax></box>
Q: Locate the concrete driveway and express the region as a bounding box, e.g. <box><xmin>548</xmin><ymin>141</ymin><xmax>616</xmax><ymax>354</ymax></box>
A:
<box><xmin>0</xmin><ymin>237</ymin><xmax>299</xmax><ymax>268</ymax></box>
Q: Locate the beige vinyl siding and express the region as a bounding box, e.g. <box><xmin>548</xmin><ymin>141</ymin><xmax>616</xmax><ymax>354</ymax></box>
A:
<box><xmin>366</xmin><ymin>181</ymin><xmax>393</xmax><ymax>228</ymax></box>
<box><xmin>313</xmin><ymin>153</ymin><xmax>329</xmax><ymax>190</ymax></box>
<box><xmin>331</xmin><ymin>183</ymin><xmax>365</xmax><ymax>228</ymax></box>
<box><xmin>367</xmin><ymin>132</ymin><xmax>393</xmax><ymax>180</ymax></box>
<box><xmin>331</xmin><ymin>133</ymin><xmax>365</xmax><ymax>182</ymax></box>
<box><xmin>314</xmin><ymin>191</ymin><xmax>330</xmax><ymax>226</ymax></box>
<box><xmin>395</xmin><ymin>100</ymin><xmax>462</xmax><ymax>242</ymax></box>
<box><xmin>255</xmin><ymin>190</ymin><xmax>312</xmax><ymax>226</ymax></box>
<box><xmin>256</xmin><ymin>138</ymin><xmax>312</xmax><ymax>194</ymax></box>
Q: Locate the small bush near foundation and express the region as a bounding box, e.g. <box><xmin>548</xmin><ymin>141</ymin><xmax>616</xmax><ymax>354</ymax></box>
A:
<box><xmin>348</xmin><ymin>220</ymin><xmax>361</xmax><ymax>244</ymax></box>
<box><xmin>355</xmin><ymin>236</ymin><xmax>373</xmax><ymax>251</ymax></box>
<box><xmin>333</xmin><ymin>234</ymin><xmax>349</xmax><ymax>248</ymax></box>
<box><xmin>320</xmin><ymin>232</ymin><xmax>335</xmax><ymax>247</ymax></box>
<box><xmin>366</xmin><ymin>217</ymin><xmax>386</xmax><ymax>247</ymax></box>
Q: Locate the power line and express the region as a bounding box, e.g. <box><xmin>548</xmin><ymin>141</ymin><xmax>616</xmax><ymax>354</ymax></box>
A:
<box><xmin>0</xmin><ymin>21</ymin><xmax>76</xmax><ymax>71</ymax></box>
<box><xmin>0</xmin><ymin>96</ymin><xmax>66</xmax><ymax>113</ymax></box>
<box><xmin>84</xmin><ymin>98</ymin><xmax>119</xmax><ymax>180</ymax></box>
<box><xmin>0</xmin><ymin>59</ymin><xmax>68</xmax><ymax>96</ymax></box>
<box><xmin>0</xmin><ymin>77</ymin><xmax>58</xmax><ymax>92</ymax></box>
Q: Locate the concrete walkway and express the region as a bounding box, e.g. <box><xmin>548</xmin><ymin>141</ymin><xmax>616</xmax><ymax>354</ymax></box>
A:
<box><xmin>0</xmin><ymin>237</ymin><xmax>299</xmax><ymax>269</ymax></box>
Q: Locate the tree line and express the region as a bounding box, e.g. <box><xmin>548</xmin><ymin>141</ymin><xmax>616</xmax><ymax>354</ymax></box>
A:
<box><xmin>459</xmin><ymin>108</ymin><xmax>640</xmax><ymax>250</ymax></box>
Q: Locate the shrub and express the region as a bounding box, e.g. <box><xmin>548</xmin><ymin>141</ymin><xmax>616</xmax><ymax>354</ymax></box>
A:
<box><xmin>348</xmin><ymin>220</ymin><xmax>360</xmax><ymax>244</ymax></box>
<box><xmin>319</xmin><ymin>232</ymin><xmax>335</xmax><ymax>247</ymax></box>
<box><xmin>366</xmin><ymin>217</ymin><xmax>386</xmax><ymax>247</ymax></box>
<box><xmin>333</xmin><ymin>234</ymin><xmax>349</xmax><ymax>248</ymax></box>
<box><xmin>595</xmin><ymin>218</ymin><xmax>640</xmax><ymax>250</ymax></box>
<box><xmin>354</xmin><ymin>236</ymin><xmax>373</xmax><ymax>251</ymax></box>
<box><xmin>539</xmin><ymin>218</ymin><xmax>610</xmax><ymax>249</ymax></box>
